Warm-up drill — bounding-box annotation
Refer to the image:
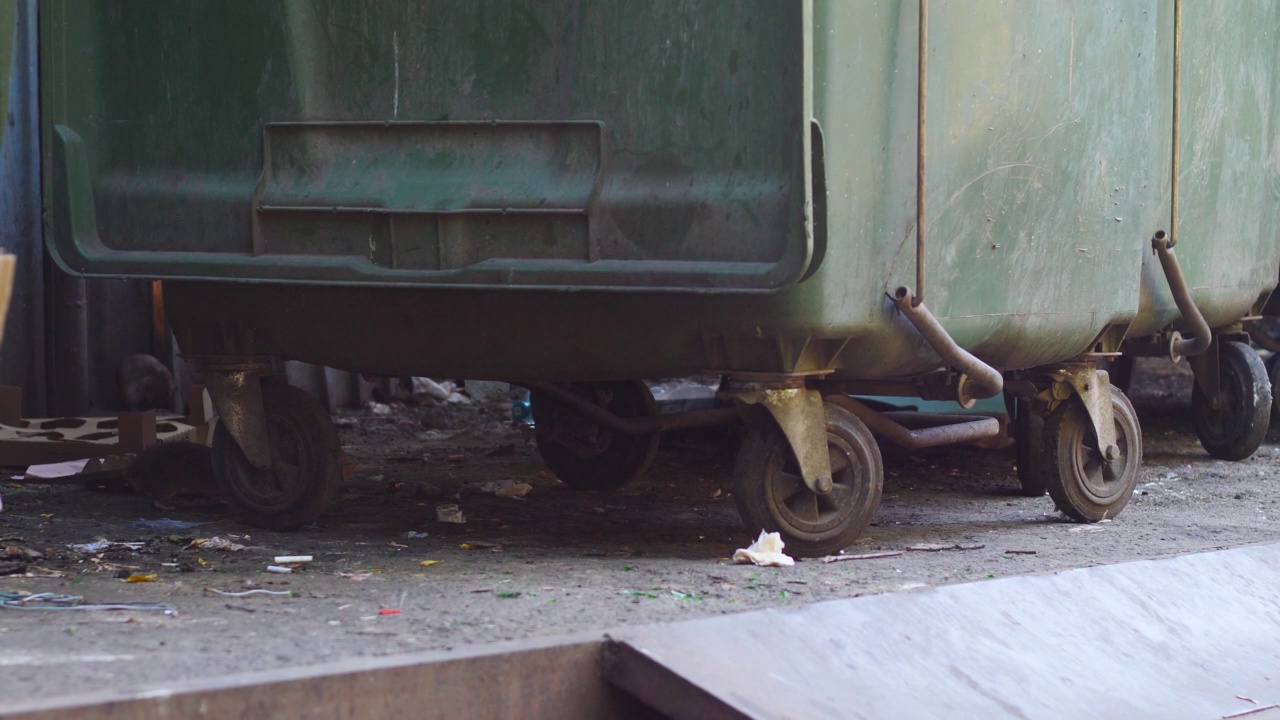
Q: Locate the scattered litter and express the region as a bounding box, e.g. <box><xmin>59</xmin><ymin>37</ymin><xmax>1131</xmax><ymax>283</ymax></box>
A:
<box><xmin>820</xmin><ymin>551</ymin><xmax>905</xmax><ymax>563</ymax></box>
<box><xmin>414</xmin><ymin>483</ymin><xmax>444</xmax><ymax>499</ymax></box>
<box><xmin>419</xmin><ymin>560</ymin><xmax>443</xmax><ymax>568</ymax></box>
<box><xmin>732</xmin><ymin>531</ymin><xmax>795</xmax><ymax>567</ymax></box>
<box><xmin>1067</xmin><ymin>525</ymin><xmax>1106</xmax><ymax>533</ymax></box>
<box><xmin>436</xmin><ymin>504</ymin><xmax>466</xmax><ymax>524</ymax></box>
<box><xmin>495</xmin><ymin>483</ymin><xmax>533</xmax><ymax>499</ymax></box>
<box><xmin>205</xmin><ymin>588</ymin><xmax>292</xmax><ymax>598</ymax></box>
<box><xmin>412</xmin><ymin>377</ymin><xmax>471</xmax><ymax>405</ymax></box>
<box><xmin>497</xmin><ymin>591</ymin><xmax>522</xmax><ymax>599</ymax></box>
<box><xmin>906</xmin><ymin>543</ymin><xmax>985</xmax><ymax>552</ymax></box>
<box><xmin>265</xmin><ymin>565</ymin><xmax>293</xmax><ymax>574</ymax></box>
<box><xmin>3</xmin><ymin>544</ymin><xmax>42</xmax><ymax>561</ymax></box>
<box><xmin>188</xmin><ymin>536</ymin><xmax>247</xmax><ymax>552</ymax></box>
<box><xmin>377</xmin><ymin>608</ymin><xmax>402</xmax><ymax>616</ymax></box>
<box><xmin>69</xmin><ymin>539</ymin><xmax>146</xmax><ymax>555</ymax></box>
<box><xmin>445</xmin><ymin>454</ymin><xmax>466</xmax><ymax>463</ymax></box>
<box><xmin>124</xmin><ymin>573</ymin><xmax>157</xmax><ymax>583</ymax></box>
<box><xmin>274</xmin><ymin>555</ymin><xmax>312</xmax><ymax>565</ymax></box>
<box><xmin>24</xmin><ymin>459</ymin><xmax>90</xmax><ymax>479</ymax></box>
<box><xmin>464</xmin><ymin>480</ymin><xmax>533</xmax><ymax>498</ymax></box>
<box><xmin>1004</xmin><ymin>549</ymin><xmax>1038</xmax><ymax>555</ymax></box>
<box><xmin>127</xmin><ymin>518</ymin><xmax>214</xmax><ymax>532</ymax></box>
<box><xmin>459</xmin><ymin>541</ymin><xmax>500</xmax><ymax>551</ymax></box>
<box><xmin>226</xmin><ymin>604</ymin><xmax>255</xmax><ymax>614</ymax></box>
<box><xmin>388</xmin><ymin>541</ymin><xmax>408</xmax><ymax>549</ymax></box>
<box><xmin>1</xmin><ymin>592</ymin><xmax>173</xmax><ymax>614</ymax></box>
<box><xmin>338</xmin><ymin>572</ymin><xmax>375</xmax><ymax>581</ymax></box>
<box><xmin>333</xmin><ymin>416</ymin><xmax>360</xmax><ymax>428</ymax></box>
<box><xmin>403</xmin><ymin>531</ymin><xmax>430</xmax><ymax>540</ymax></box>
<box><xmin>367</xmin><ymin>401</ymin><xmax>393</xmax><ymax>416</ymax></box>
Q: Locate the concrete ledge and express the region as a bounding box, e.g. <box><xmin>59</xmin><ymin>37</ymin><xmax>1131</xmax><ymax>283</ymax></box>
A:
<box><xmin>1</xmin><ymin>633</ymin><xmax>651</xmax><ymax>720</ymax></box>
<box><xmin>608</xmin><ymin>542</ymin><xmax>1280</xmax><ymax>719</ymax></box>
<box><xmin>9</xmin><ymin>543</ymin><xmax>1280</xmax><ymax>719</ymax></box>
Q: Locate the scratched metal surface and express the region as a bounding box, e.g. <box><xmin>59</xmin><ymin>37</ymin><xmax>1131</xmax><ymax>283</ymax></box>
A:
<box><xmin>38</xmin><ymin>2</ymin><xmax>1280</xmax><ymax>380</ymax></box>
<box><xmin>608</xmin><ymin>542</ymin><xmax>1280</xmax><ymax>720</ymax></box>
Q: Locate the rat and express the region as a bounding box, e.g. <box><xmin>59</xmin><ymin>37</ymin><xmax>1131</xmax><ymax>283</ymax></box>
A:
<box><xmin>118</xmin><ymin>353</ymin><xmax>176</xmax><ymax>412</ymax></box>
<box><xmin>126</xmin><ymin>441</ymin><xmax>223</xmax><ymax>510</ymax></box>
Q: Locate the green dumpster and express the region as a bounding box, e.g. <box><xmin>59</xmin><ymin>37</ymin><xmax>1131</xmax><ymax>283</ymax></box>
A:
<box><xmin>40</xmin><ymin>1</ymin><xmax>1280</xmax><ymax>556</ymax></box>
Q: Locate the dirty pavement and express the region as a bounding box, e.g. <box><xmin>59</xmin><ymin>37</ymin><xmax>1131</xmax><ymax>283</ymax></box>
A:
<box><xmin>1</xmin><ymin>359</ymin><xmax>1278</xmax><ymax>702</ymax></box>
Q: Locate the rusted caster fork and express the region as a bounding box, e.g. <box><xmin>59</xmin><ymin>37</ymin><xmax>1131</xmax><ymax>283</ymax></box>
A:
<box><xmin>1048</xmin><ymin>367</ymin><xmax>1119</xmax><ymax>463</ymax></box>
<box><xmin>720</xmin><ymin>377</ymin><xmax>833</xmax><ymax>495</ymax></box>
<box><xmin>192</xmin><ymin>355</ymin><xmax>344</xmax><ymax>531</ymax></box>
<box><xmin>195</xmin><ymin>356</ymin><xmax>277</xmax><ymax>469</ymax></box>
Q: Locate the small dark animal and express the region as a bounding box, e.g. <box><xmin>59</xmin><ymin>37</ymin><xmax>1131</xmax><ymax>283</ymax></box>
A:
<box><xmin>117</xmin><ymin>353</ymin><xmax>176</xmax><ymax>412</ymax></box>
<box><xmin>126</xmin><ymin>441</ymin><xmax>222</xmax><ymax>510</ymax></box>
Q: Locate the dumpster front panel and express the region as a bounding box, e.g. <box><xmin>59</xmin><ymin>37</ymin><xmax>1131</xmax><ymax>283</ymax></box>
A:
<box><xmin>1132</xmin><ymin>0</ymin><xmax>1280</xmax><ymax>335</ymax></box>
<box><xmin>41</xmin><ymin>1</ymin><xmax>814</xmax><ymax>291</ymax></box>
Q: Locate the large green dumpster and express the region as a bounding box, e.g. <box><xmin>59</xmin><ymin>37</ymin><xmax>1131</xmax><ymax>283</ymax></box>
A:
<box><xmin>39</xmin><ymin>1</ymin><xmax>1280</xmax><ymax>555</ymax></box>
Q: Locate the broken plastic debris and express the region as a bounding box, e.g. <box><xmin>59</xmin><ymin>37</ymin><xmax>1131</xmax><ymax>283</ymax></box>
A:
<box><xmin>124</xmin><ymin>573</ymin><xmax>157</xmax><ymax>583</ymax></box>
<box><xmin>732</xmin><ymin>531</ymin><xmax>795</xmax><ymax>567</ymax></box>
<box><xmin>419</xmin><ymin>559</ymin><xmax>442</xmax><ymax>568</ymax></box>
<box><xmin>69</xmin><ymin>539</ymin><xmax>146</xmax><ymax>554</ymax></box>
<box><xmin>367</xmin><ymin>401</ymin><xmax>393</xmax><ymax>416</ymax></box>
<box><xmin>378</xmin><ymin>608</ymin><xmax>402</xmax><ymax>616</ymax></box>
<box><xmin>265</xmin><ymin>565</ymin><xmax>293</xmax><ymax>574</ymax></box>
<box><xmin>188</xmin><ymin>536</ymin><xmax>247</xmax><ymax>552</ymax></box>
<box><xmin>403</xmin><ymin>531</ymin><xmax>430</xmax><ymax>540</ymax></box>
<box><xmin>24</xmin><ymin>459</ymin><xmax>90</xmax><ymax>479</ymax></box>
<box><xmin>436</xmin><ymin>504</ymin><xmax>466</xmax><ymax>524</ymax></box>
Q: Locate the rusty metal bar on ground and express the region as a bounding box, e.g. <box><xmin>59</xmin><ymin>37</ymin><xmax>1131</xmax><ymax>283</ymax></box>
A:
<box><xmin>1151</xmin><ymin>230</ymin><xmax>1211</xmax><ymax>359</ymax></box>
<box><xmin>523</xmin><ymin>382</ymin><xmax>740</xmax><ymax>435</ymax></box>
<box><xmin>915</xmin><ymin>0</ymin><xmax>928</xmax><ymax>307</ymax></box>
<box><xmin>891</xmin><ymin>286</ymin><xmax>1004</xmax><ymax>400</ymax></box>
<box><xmin>827</xmin><ymin>396</ymin><xmax>1000</xmax><ymax>450</ymax></box>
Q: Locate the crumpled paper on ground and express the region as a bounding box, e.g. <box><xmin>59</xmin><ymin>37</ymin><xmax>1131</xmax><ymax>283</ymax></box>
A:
<box><xmin>732</xmin><ymin>530</ymin><xmax>795</xmax><ymax>567</ymax></box>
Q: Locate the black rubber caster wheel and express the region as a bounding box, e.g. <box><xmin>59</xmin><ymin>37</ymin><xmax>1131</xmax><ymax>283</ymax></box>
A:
<box><xmin>732</xmin><ymin>401</ymin><xmax>883</xmax><ymax>558</ymax></box>
<box><xmin>1107</xmin><ymin>355</ymin><xmax>1135</xmax><ymax>395</ymax></box>
<box><xmin>1264</xmin><ymin>352</ymin><xmax>1280</xmax><ymax>423</ymax></box>
<box><xmin>530</xmin><ymin>381</ymin><xmax>660</xmax><ymax>492</ymax></box>
<box><xmin>1192</xmin><ymin>341</ymin><xmax>1271</xmax><ymax>461</ymax></box>
<box><xmin>1006</xmin><ymin>395</ymin><xmax>1046</xmax><ymax>497</ymax></box>
<box><xmin>211</xmin><ymin>384</ymin><xmax>343</xmax><ymax>531</ymax></box>
<box><xmin>1041</xmin><ymin>384</ymin><xmax>1141</xmax><ymax>523</ymax></box>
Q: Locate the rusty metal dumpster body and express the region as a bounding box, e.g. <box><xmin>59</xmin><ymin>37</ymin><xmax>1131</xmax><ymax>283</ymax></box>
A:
<box><xmin>39</xmin><ymin>1</ymin><xmax>1280</xmax><ymax>554</ymax></box>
